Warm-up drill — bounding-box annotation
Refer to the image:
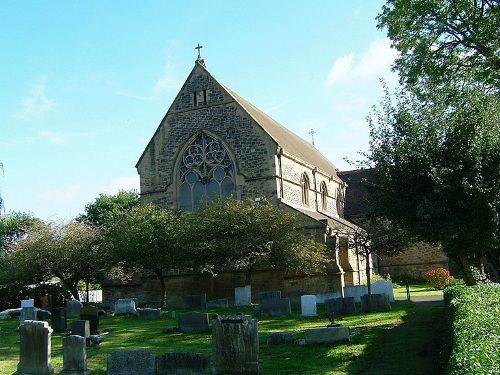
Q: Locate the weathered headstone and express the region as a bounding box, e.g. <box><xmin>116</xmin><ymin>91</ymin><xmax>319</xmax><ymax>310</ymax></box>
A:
<box><xmin>80</xmin><ymin>305</ymin><xmax>99</xmax><ymax>335</ymax></box>
<box><xmin>301</xmin><ymin>295</ymin><xmax>317</xmax><ymax>317</ymax></box>
<box><xmin>136</xmin><ymin>307</ymin><xmax>162</xmax><ymax>319</ymax></box>
<box><xmin>206</xmin><ymin>298</ymin><xmax>229</xmax><ymax>309</ymax></box>
<box><xmin>260</xmin><ymin>298</ymin><xmax>291</xmax><ymax>317</ymax></box>
<box><xmin>156</xmin><ymin>352</ymin><xmax>210</xmax><ymax>375</ymax></box>
<box><xmin>66</xmin><ymin>299</ymin><xmax>83</xmax><ymax>318</ymax></box>
<box><xmin>267</xmin><ymin>331</ymin><xmax>294</xmax><ymax>345</ymax></box>
<box><xmin>21</xmin><ymin>299</ymin><xmax>35</xmax><ymax>308</ymax></box>
<box><xmin>258</xmin><ymin>290</ymin><xmax>281</xmax><ymax>304</ymax></box>
<box><xmin>178</xmin><ymin>312</ymin><xmax>210</xmax><ymax>333</ymax></box>
<box><xmin>212</xmin><ymin>315</ymin><xmax>259</xmax><ymax>375</ymax></box>
<box><xmin>50</xmin><ymin>307</ymin><xmax>67</xmax><ymax>333</ymax></box>
<box><xmin>60</xmin><ymin>335</ymin><xmax>91</xmax><ymax>375</ymax></box>
<box><xmin>106</xmin><ymin>349</ymin><xmax>156</xmax><ymax>375</ymax></box>
<box><xmin>20</xmin><ymin>307</ymin><xmax>37</xmax><ymax>327</ymax></box>
<box><xmin>234</xmin><ymin>285</ymin><xmax>252</xmax><ymax>307</ymax></box>
<box><xmin>371</xmin><ymin>280</ymin><xmax>395</xmax><ymax>302</ymax></box>
<box><xmin>71</xmin><ymin>320</ymin><xmax>90</xmax><ymax>339</ymax></box>
<box><xmin>183</xmin><ymin>294</ymin><xmax>206</xmax><ymax>309</ymax></box>
<box><xmin>315</xmin><ymin>291</ymin><xmax>342</xmax><ymax>304</ymax></box>
<box><xmin>343</xmin><ymin>285</ymin><xmax>368</xmax><ymax>303</ymax></box>
<box><xmin>114</xmin><ymin>298</ymin><xmax>136</xmax><ymax>315</ymax></box>
<box><xmin>325</xmin><ymin>297</ymin><xmax>356</xmax><ymax>315</ymax></box>
<box><xmin>361</xmin><ymin>293</ymin><xmax>391</xmax><ymax>312</ymax></box>
<box><xmin>14</xmin><ymin>320</ymin><xmax>54</xmax><ymax>375</ymax></box>
<box><xmin>304</xmin><ymin>326</ymin><xmax>350</xmax><ymax>344</ymax></box>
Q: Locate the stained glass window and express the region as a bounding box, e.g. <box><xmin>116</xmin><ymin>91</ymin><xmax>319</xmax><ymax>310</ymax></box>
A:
<box><xmin>179</xmin><ymin>132</ymin><xmax>235</xmax><ymax>211</ymax></box>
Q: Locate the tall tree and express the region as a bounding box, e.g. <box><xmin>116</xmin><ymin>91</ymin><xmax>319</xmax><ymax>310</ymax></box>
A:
<box><xmin>377</xmin><ymin>0</ymin><xmax>500</xmax><ymax>94</ymax></box>
<box><xmin>0</xmin><ymin>211</ymin><xmax>40</xmax><ymax>256</ymax></box>
<box><xmin>188</xmin><ymin>198</ymin><xmax>328</xmax><ymax>283</ymax></box>
<box><xmin>365</xmin><ymin>86</ymin><xmax>500</xmax><ymax>284</ymax></box>
<box><xmin>104</xmin><ymin>204</ymin><xmax>187</xmax><ymax>307</ymax></box>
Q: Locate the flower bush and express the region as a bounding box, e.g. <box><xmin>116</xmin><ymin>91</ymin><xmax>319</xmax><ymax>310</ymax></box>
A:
<box><xmin>424</xmin><ymin>267</ymin><xmax>454</xmax><ymax>289</ymax></box>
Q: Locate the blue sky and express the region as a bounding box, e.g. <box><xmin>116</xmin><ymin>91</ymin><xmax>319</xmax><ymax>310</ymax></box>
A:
<box><xmin>0</xmin><ymin>1</ymin><xmax>398</xmax><ymax>221</ymax></box>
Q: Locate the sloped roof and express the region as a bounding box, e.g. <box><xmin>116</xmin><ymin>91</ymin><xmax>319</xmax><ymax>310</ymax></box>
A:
<box><xmin>222</xmin><ymin>84</ymin><xmax>338</xmax><ymax>177</ymax></box>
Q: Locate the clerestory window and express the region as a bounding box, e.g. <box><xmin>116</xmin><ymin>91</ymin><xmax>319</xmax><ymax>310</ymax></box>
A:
<box><xmin>178</xmin><ymin>132</ymin><xmax>235</xmax><ymax>211</ymax></box>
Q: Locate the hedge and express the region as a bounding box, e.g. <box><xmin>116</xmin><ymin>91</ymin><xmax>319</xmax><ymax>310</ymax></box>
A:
<box><xmin>444</xmin><ymin>283</ymin><xmax>500</xmax><ymax>375</ymax></box>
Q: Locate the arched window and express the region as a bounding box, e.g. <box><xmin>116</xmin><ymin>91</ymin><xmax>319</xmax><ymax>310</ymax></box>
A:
<box><xmin>178</xmin><ymin>132</ymin><xmax>235</xmax><ymax>211</ymax></box>
<box><xmin>320</xmin><ymin>181</ymin><xmax>328</xmax><ymax>212</ymax></box>
<box><xmin>336</xmin><ymin>185</ymin><xmax>344</xmax><ymax>216</ymax></box>
<box><xmin>301</xmin><ymin>172</ymin><xmax>310</xmax><ymax>207</ymax></box>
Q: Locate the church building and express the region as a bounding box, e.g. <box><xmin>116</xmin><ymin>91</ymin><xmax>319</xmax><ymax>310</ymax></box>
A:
<box><xmin>104</xmin><ymin>51</ymin><xmax>371</xmax><ymax>307</ymax></box>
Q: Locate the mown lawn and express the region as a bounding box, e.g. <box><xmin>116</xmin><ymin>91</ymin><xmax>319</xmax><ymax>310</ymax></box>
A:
<box><xmin>0</xmin><ymin>291</ymin><xmax>447</xmax><ymax>374</ymax></box>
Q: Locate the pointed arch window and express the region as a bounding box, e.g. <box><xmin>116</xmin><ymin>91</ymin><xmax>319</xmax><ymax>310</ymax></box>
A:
<box><xmin>301</xmin><ymin>172</ymin><xmax>310</xmax><ymax>207</ymax></box>
<box><xmin>336</xmin><ymin>186</ymin><xmax>345</xmax><ymax>216</ymax></box>
<box><xmin>320</xmin><ymin>181</ymin><xmax>328</xmax><ymax>212</ymax></box>
<box><xmin>178</xmin><ymin>132</ymin><xmax>235</xmax><ymax>211</ymax></box>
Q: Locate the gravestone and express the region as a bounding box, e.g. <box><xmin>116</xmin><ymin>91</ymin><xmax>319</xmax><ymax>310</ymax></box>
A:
<box><xmin>178</xmin><ymin>312</ymin><xmax>210</xmax><ymax>333</ymax></box>
<box><xmin>371</xmin><ymin>280</ymin><xmax>395</xmax><ymax>302</ymax></box>
<box><xmin>20</xmin><ymin>307</ymin><xmax>37</xmax><ymax>327</ymax></box>
<box><xmin>71</xmin><ymin>320</ymin><xmax>90</xmax><ymax>339</ymax></box>
<box><xmin>325</xmin><ymin>297</ymin><xmax>356</xmax><ymax>315</ymax></box>
<box><xmin>212</xmin><ymin>315</ymin><xmax>259</xmax><ymax>375</ymax></box>
<box><xmin>301</xmin><ymin>295</ymin><xmax>317</xmax><ymax>317</ymax></box>
<box><xmin>183</xmin><ymin>294</ymin><xmax>206</xmax><ymax>309</ymax></box>
<box><xmin>343</xmin><ymin>285</ymin><xmax>368</xmax><ymax>303</ymax></box>
<box><xmin>80</xmin><ymin>305</ymin><xmax>99</xmax><ymax>335</ymax></box>
<box><xmin>14</xmin><ymin>320</ymin><xmax>54</xmax><ymax>375</ymax></box>
<box><xmin>114</xmin><ymin>298</ymin><xmax>136</xmax><ymax>315</ymax></box>
<box><xmin>206</xmin><ymin>298</ymin><xmax>229</xmax><ymax>309</ymax></box>
<box><xmin>106</xmin><ymin>349</ymin><xmax>156</xmax><ymax>375</ymax></box>
<box><xmin>260</xmin><ymin>298</ymin><xmax>291</xmax><ymax>317</ymax></box>
<box><xmin>60</xmin><ymin>335</ymin><xmax>91</xmax><ymax>375</ymax></box>
<box><xmin>235</xmin><ymin>285</ymin><xmax>252</xmax><ymax>307</ymax></box>
<box><xmin>258</xmin><ymin>290</ymin><xmax>281</xmax><ymax>304</ymax></box>
<box><xmin>361</xmin><ymin>293</ymin><xmax>391</xmax><ymax>313</ymax></box>
<box><xmin>21</xmin><ymin>299</ymin><xmax>35</xmax><ymax>308</ymax></box>
<box><xmin>50</xmin><ymin>307</ymin><xmax>67</xmax><ymax>333</ymax></box>
<box><xmin>166</xmin><ymin>311</ymin><xmax>176</xmax><ymax>318</ymax></box>
<box><xmin>315</xmin><ymin>291</ymin><xmax>342</xmax><ymax>304</ymax></box>
<box><xmin>66</xmin><ymin>299</ymin><xmax>83</xmax><ymax>318</ymax></box>
<box><xmin>136</xmin><ymin>308</ymin><xmax>161</xmax><ymax>319</ymax></box>
<box><xmin>267</xmin><ymin>331</ymin><xmax>294</xmax><ymax>345</ymax></box>
<box><xmin>304</xmin><ymin>326</ymin><xmax>350</xmax><ymax>344</ymax></box>
<box><xmin>156</xmin><ymin>352</ymin><xmax>210</xmax><ymax>375</ymax></box>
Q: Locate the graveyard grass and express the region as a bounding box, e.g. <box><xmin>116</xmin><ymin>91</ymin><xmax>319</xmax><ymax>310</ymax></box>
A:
<box><xmin>0</xmin><ymin>285</ymin><xmax>447</xmax><ymax>375</ymax></box>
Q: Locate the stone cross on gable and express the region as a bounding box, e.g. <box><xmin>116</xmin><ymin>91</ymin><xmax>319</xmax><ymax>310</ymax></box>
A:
<box><xmin>196</xmin><ymin>43</ymin><xmax>203</xmax><ymax>59</ymax></box>
<box><xmin>309</xmin><ymin>129</ymin><xmax>316</xmax><ymax>146</ymax></box>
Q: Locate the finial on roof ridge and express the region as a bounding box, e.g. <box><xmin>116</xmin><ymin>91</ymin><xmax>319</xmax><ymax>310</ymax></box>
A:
<box><xmin>195</xmin><ymin>43</ymin><xmax>206</xmax><ymax>67</ymax></box>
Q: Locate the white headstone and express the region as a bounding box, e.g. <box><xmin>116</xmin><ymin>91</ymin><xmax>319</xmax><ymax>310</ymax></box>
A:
<box><xmin>235</xmin><ymin>285</ymin><xmax>252</xmax><ymax>307</ymax></box>
<box><xmin>371</xmin><ymin>280</ymin><xmax>395</xmax><ymax>302</ymax></box>
<box><xmin>301</xmin><ymin>295</ymin><xmax>317</xmax><ymax>317</ymax></box>
<box><xmin>20</xmin><ymin>299</ymin><xmax>34</xmax><ymax>308</ymax></box>
<box><xmin>343</xmin><ymin>285</ymin><xmax>368</xmax><ymax>303</ymax></box>
<box><xmin>114</xmin><ymin>298</ymin><xmax>136</xmax><ymax>315</ymax></box>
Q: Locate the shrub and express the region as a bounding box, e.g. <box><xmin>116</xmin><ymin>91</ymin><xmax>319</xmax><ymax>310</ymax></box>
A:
<box><xmin>424</xmin><ymin>267</ymin><xmax>454</xmax><ymax>289</ymax></box>
<box><xmin>445</xmin><ymin>283</ymin><xmax>500</xmax><ymax>375</ymax></box>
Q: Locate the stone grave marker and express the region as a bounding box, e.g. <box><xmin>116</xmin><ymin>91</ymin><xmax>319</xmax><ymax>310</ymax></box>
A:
<box><xmin>66</xmin><ymin>299</ymin><xmax>83</xmax><ymax>318</ymax></box>
<box><xmin>80</xmin><ymin>305</ymin><xmax>99</xmax><ymax>335</ymax></box>
<box><xmin>301</xmin><ymin>295</ymin><xmax>317</xmax><ymax>317</ymax></box>
<box><xmin>235</xmin><ymin>285</ymin><xmax>252</xmax><ymax>307</ymax></box>
<box><xmin>258</xmin><ymin>290</ymin><xmax>281</xmax><ymax>304</ymax></box>
<box><xmin>60</xmin><ymin>335</ymin><xmax>91</xmax><ymax>375</ymax></box>
<box><xmin>19</xmin><ymin>306</ymin><xmax>37</xmax><ymax>327</ymax></box>
<box><xmin>304</xmin><ymin>326</ymin><xmax>350</xmax><ymax>344</ymax></box>
<box><xmin>71</xmin><ymin>320</ymin><xmax>90</xmax><ymax>340</ymax></box>
<box><xmin>14</xmin><ymin>320</ymin><xmax>54</xmax><ymax>375</ymax></box>
<box><xmin>361</xmin><ymin>293</ymin><xmax>391</xmax><ymax>313</ymax></box>
<box><xmin>178</xmin><ymin>312</ymin><xmax>210</xmax><ymax>333</ymax></box>
<box><xmin>183</xmin><ymin>294</ymin><xmax>206</xmax><ymax>309</ymax></box>
<box><xmin>206</xmin><ymin>298</ymin><xmax>229</xmax><ymax>309</ymax></box>
<box><xmin>267</xmin><ymin>331</ymin><xmax>294</xmax><ymax>345</ymax></box>
<box><xmin>371</xmin><ymin>280</ymin><xmax>395</xmax><ymax>302</ymax></box>
<box><xmin>107</xmin><ymin>349</ymin><xmax>156</xmax><ymax>375</ymax></box>
<box><xmin>114</xmin><ymin>298</ymin><xmax>136</xmax><ymax>315</ymax></box>
<box><xmin>156</xmin><ymin>352</ymin><xmax>210</xmax><ymax>375</ymax></box>
<box><xmin>50</xmin><ymin>307</ymin><xmax>67</xmax><ymax>333</ymax></box>
<box><xmin>316</xmin><ymin>291</ymin><xmax>342</xmax><ymax>304</ymax></box>
<box><xmin>325</xmin><ymin>297</ymin><xmax>356</xmax><ymax>315</ymax></box>
<box><xmin>260</xmin><ymin>298</ymin><xmax>291</xmax><ymax>317</ymax></box>
<box><xmin>136</xmin><ymin>307</ymin><xmax>162</xmax><ymax>319</ymax></box>
<box><xmin>343</xmin><ymin>285</ymin><xmax>368</xmax><ymax>303</ymax></box>
<box><xmin>21</xmin><ymin>299</ymin><xmax>35</xmax><ymax>308</ymax></box>
<box><xmin>212</xmin><ymin>315</ymin><xmax>259</xmax><ymax>375</ymax></box>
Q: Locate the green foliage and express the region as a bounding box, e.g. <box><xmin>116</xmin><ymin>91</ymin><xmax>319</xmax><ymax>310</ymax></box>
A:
<box><xmin>78</xmin><ymin>190</ymin><xmax>140</xmax><ymax>227</ymax></box>
<box><xmin>445</xmin><ymin>283</ymin><xmax>500</xmax><ymax>375</ymax></box>
<box><xmin>377</xmin><ymin>0</ymin><xmax>500</xmax><ymax>94</ymax></box>
<box><xmin>424</xmin><ymin>267</ymin><xmax>454</xmax><ymax>290</ymax></box>
<box><xmin>0</xmin><ymin>211</ymin><xmax>40</xmax><ymax>255</ymax></box>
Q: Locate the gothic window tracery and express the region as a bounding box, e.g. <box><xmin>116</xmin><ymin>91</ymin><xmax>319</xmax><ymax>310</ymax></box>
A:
<box><xmin>336</xmin><ymin>185</ymin><xmax>345</xmax><ymax>216</ymax></box>
<box><xmin>301</xmin><ymin>172</ymin><xmax>310</xmax><ymax>207</ymax></box>
<box><xmin>178</xmin><ymin>132</ymin><xmax>235</xmax><ymax>211</ymax></box>
<box><xmin>320</xmin><ymin>181</ymin><xmax>328</xmax><ymax>212</ymax></box>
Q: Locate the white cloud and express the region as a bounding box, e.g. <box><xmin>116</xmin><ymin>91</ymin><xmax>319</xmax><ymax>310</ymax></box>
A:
<box><xmin>38</xmin><ymin>131</ymin><xmax>67</xmax><ymax>144</ymax></box>
<box><xmin>155</xmin><ymin>59</ymin><xmax>183</xmax><ymax>93</ymax></box>
<box><xmin>15</xmin><ymin>78</ymin><xmax>55</xmax><ymax>118</ymax></box>
<box><xmin>325</xmin><ymin>38</ymin><xmax>398</xmax><ymax>87</ymax></box>
<box><xmin>39</xmin><ymin>184</ymin><xmax>82</xmax><ymax>203</ymax></box>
